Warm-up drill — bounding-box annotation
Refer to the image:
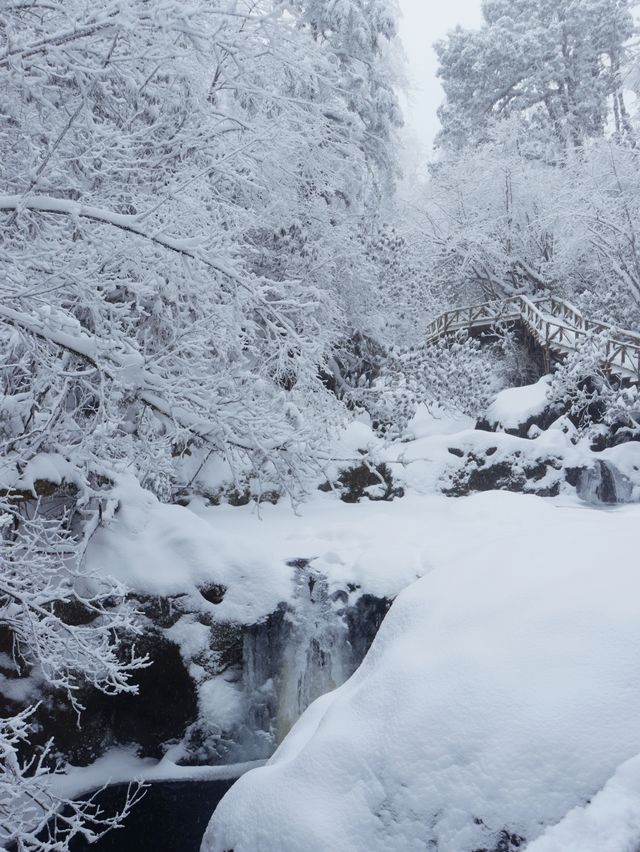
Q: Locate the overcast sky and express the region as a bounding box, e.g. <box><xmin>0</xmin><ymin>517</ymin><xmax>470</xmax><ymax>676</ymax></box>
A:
<box><xmin>397</xmin><ymin>0</ymin><xmax>483</xmax><ymax>156</ymax></box>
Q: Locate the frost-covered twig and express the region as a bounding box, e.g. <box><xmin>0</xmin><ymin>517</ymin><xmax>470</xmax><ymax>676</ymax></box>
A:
<box><xmin>0</xmin><ymin>708</ymin><xmax>146</xmax><ymax>852</ymax></box>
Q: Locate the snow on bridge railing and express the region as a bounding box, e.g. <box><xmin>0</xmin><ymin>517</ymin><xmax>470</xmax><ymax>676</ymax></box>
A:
<box><xmin>425</xmin><ymin>295</ymin><xmax>640</xmax><ymax>382</ymax></box>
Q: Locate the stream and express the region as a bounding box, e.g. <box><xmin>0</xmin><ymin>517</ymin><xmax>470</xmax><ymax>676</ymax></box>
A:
<box><xmin>69</xmin><ymin>779</ymin><xmax>235</xmax><ymax>852</ymax></box>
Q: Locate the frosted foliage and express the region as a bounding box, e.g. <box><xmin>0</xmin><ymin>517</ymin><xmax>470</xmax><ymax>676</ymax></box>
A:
<box><xmin>0</xmin><ymin>0</ymin><xmax>401</xmax><ymax>506</ymax></box>
<box><xmin>0</xmin><ymin>0</ymin><xmax>401</xmax><ymax>846</ymax></box>
<box><xmin>548</xmin><ymin>334</ymin><xmax>640</xmax><ymax>434</ymax></box>
<box><xmin>424</xmin><ymin>0</ymin><xmax>640</xmax><ymax>330</ymax></box>
<box><xmin>436</xmin><ymin>0</ymin><xmax>634</xmax><ymax>153</ymax></box>
<box><xmin>418</xmin><ymin>139</ymin><xmax>640</xmax><ymax>322</ymax></box>
<box><xmin>357</xmin><ymin>334</ymin><xmax>512</xmax><ymax>438</ymax></box>
<box><xmin>291</xmin><ymin>0</ymin><xmax>403</xmax><ymax>196</ymax></box>
<box><xmin>0</xmin><ymin>510</ymin><xmax>147</xmax><ymax>851</ymax></box>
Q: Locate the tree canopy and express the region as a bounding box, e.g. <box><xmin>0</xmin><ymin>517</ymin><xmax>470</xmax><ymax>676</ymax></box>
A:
<box><xmin>435</xmin><ymin>0</ymin><xmax>634</xmax><ymax>154</ymax></box>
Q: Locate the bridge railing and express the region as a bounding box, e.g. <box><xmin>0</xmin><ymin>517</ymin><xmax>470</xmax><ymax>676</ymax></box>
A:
<box><xmin>425</xmin><ymin>296</ymin><xmax>529</xmax><ymax>342</ymax></box>
<box><xmin>545</xmin><ymin>296</ymin><xmax>640</xmax><ymax>346</ymax></box>
<box><xmin>425</xmin><ymin>294</ymin><xmax>640</xmax><ymax>382</ymax></box>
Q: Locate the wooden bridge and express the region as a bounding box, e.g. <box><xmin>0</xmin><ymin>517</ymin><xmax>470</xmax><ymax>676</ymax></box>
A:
<box><xmin>425</xmin><ymin>295</ymin><xmax>640</xmax><ymax>382</ymax></box>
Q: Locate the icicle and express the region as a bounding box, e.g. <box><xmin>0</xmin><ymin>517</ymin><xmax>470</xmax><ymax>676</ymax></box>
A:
<box><xmin>576</xmin><ymin>460</ymin><xmax>633</xmax><ymax>505</ymax></box>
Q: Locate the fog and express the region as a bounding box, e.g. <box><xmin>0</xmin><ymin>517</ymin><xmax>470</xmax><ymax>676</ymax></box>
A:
<box><xmin>397</xmin><ymin>0</ymin><xmax>483</xmax><ymax>152</ymax></box>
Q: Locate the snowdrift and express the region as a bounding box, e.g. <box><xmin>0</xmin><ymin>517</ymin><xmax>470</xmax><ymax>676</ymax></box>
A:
<box><xmin>202</xmin><ymin>492</ymin><xmax>640</xmax><ymax>852</ymax></box>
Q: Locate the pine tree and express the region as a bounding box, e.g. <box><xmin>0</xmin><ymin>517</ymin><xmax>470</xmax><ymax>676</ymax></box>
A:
<box><xmin>435</xmin><ymin>0</ymin><xmax>634</xmax><ymax>154</ymax></box>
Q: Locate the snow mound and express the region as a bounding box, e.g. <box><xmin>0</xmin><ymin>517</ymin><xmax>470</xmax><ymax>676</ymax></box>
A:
<box><xmin>87</xmin><ymin>477</ymin><xmax>293</xmax><ymax>624</ymax></box>
<box><xmin>485</xmin><ymin>375</ymin><xmax>552</xmax><ymax>430</ymax></box>
<box><xmin>202</xmin><ymin>492</ymin><xmax>640</xmax><ymax>852</ymax></box>
<box><xmin>0</xmin><ymin>451</ymin><xmax>82</xmax><ymax>493</ymax></box>
<box><xmin>526</xmin><ymin>753</ymin><xmax>640</xmax><ymax>852</ymax></box>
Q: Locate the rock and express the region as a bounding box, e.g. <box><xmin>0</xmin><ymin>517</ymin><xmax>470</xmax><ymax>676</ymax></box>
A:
<box><xmin>320</xmin><ymin>462</ymin><xmax>404</xmax><ymax>503</ymax></box>
<box><xmin>36</xmin><ymin>633</ymin><xmax>199</xmax><ymax>765</ymax></box>
<box><xmin>51</xmin><ymin>598</ymin><xmax>98</xmax><ymax>626</ymax></box>
<box><xmin>199</xmin><ymin>584</ymin><xmax>227</xmax><ymax>605</ymax></box>
<box><xmin>574</xmin><ymin>460</ymin><xmax>634</xmax><ymax>505</ymax></box>
<box><xmin>343</xmin><ymin>594</ymin><xmax>393</xmax><ymax>664</ymax></box>
<box><xmin>442</xmin><ymin>451</ymin><xmax>562</xmax><ymax>498</ymax></box>
<box><xmin>478</xmin><ymin>377</ymin><xmax>564</xmax><ymax>438</ymax></box>
<box><xmin>473</xmin><ymin>830</ymin><xmax>526</xmax><ymax>852</ymax></box>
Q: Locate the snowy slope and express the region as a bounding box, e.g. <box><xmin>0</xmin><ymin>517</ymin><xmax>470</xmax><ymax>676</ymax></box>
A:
<box><xmin>526</xmin><ymin>754</ymin><xmax>640</xmax><ymax>852</ymax></box>
<box><xmin>202</xmin><ymin>491</ymin><xmax>640</xmax><ymax>852</ymax></box>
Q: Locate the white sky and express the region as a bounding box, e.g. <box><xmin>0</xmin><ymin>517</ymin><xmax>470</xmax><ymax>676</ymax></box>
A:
<box><xmin>397</xmin><ymin>0</ymin><xmax>483</xmax><ymax>156</ymax></box>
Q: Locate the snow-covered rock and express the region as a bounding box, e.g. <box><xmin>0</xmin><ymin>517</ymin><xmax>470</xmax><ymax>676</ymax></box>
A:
<box><xmin>479</xmin><ymin>375</ymin><xmax>560</xmax><ymax>437</ymax></box>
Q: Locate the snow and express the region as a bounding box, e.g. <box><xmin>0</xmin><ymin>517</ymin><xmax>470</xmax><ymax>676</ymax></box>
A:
<box><xmin>0</xmin><ymin>452</ymin><xmax>81</xmax><ymax>493</ymax></box>
<box><xmin>526</xmin><ymin>753</ymin><xmax>640</xmax><ymax>852</ymax></box>
<box><xmin>79</xmin><ymin>416</ymin><xmax>640</xmax><ymax>852</ymax></box>
<box><xmin>202</xmin><ymin>491</ymin><xmax>640</xmax><ymax>852</ymax></box>
<box><xmin>87</xmin><ymin>420</ymin><xmax>640</xmax><ymax>619</ymax></box>
<box><xmin>87</xmin><ymin>465</ymin><xmax>437</xmax><ymax>620</ymax></box>
<box><xmin>198</xmin><ymin>678</ymin><xmax>245</xmax><ymax>731</ymax></box>
<box><xmin>404</xmin><ymin>403</ymin><xmax>474</xmax><ymax>439</ymax></box>
<box><xmin>50</xmin><ymin>749</ymin><xmax>265</xmax><ymax>802</ymax></box>
<box><xmin>165</xmin><ymin>617</ymin><xmax>212</xmax><ymax>661</ymax></box>
<box><xmin>484</xmin><ymin>375</ymin><xmax>552</xmax><ymax>429</ymax></box>
<box><xmin>601</xmin><ymin>440</ymin><xmax>640</xmax><ymax>483</ymax></box>
<box><xmin>87</xmin><ymin>476</ymin><xmax>295</xmax><ymax>625</ymax></box>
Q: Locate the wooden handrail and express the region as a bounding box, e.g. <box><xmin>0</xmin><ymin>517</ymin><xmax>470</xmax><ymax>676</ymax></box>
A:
<box><xmin>425</xmin><ymin>295</ymin><xmax>640</xmax><ymax>382</ymax></box>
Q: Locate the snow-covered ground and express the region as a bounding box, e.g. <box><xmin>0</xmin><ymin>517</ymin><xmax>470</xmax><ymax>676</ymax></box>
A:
<box><xmin>89</xmin><ymin>431</ymin><xmax>638</xmax><ymax>624</ymax></box>
<box><xmin>78</xmin><ymin>396</ymin><xmax>640</xmax><ymax>851</ymax></box>
<box><xmin>201</xmin><ymin>490</ymin><xmax>640</xmax><ymax>852</ymax></box>
<box><xmin>87</xmin><ymin>403</ymin><xmax>640</xmax><ymax>622</ymax></box>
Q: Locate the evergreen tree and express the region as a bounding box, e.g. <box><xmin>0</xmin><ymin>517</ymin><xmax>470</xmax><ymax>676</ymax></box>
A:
<box><xmin>292</xmin><ymin>0</ymin><xmax>403</xmax><ymax>200</ymax></box>
<box><xmin>435</xmin><ymin>0</ymin><xmax>634</xmax><ymax>154</ymax></box>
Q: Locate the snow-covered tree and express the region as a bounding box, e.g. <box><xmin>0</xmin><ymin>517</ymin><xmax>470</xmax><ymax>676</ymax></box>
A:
<box><xmin>293</xmin><ymin>0</ymin><xmax>403</xmax><ymax>200</ymax></box>
<box><xmin>0</xmin><ymin>0</ymin><xmax>402</xmax><ymax>843</ymax></box>
<box><xmin>0</xmin><ymin>0</ymin><xmax>405</xmax><ymax>502</ymax></box>
<box><xmin>414</xmin><ymin>132</ymin><xmax>640</xmax><ymax>326</ymax></box>
<box><xmin>548</xmin><ymin>331</ymin><xmax>640</xmax><ymax>436</ymax></box>
<box><xmin>0</xmin><ymin>508</ymin><xmax>147</xmax><ymax>850</ymax></box>
<box><xmin>435</xmin><ymin>0</ymin><xmax>635</xmax><ymax>154</ymax></box>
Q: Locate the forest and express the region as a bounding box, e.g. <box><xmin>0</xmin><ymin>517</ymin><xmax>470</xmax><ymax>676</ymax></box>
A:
<box><xmin>2</xmin><ymin>1</ymin><xmax>640</xmax><ymax>850</ymax></box>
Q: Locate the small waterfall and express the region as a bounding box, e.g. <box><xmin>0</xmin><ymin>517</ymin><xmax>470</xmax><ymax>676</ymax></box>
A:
<box><xmin>275</xmin><ymin>563</ymin><xmax>350</xmax><ymax>741</ymax></box>
<box><xmin>576</xmin><ymin>460</ymin><xmax>633</xmax><ymax>505</ymax></box>
<box><xmin>237</xmin><ymin>563</ymin><xmax>392</xmax><ymax>759</ymax></box>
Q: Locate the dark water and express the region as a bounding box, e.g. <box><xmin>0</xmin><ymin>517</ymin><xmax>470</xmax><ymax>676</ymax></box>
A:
<box><xmin>69</xmin><ymin>778</ymin><xmax>235</xmax><ymax>852</ymax></box>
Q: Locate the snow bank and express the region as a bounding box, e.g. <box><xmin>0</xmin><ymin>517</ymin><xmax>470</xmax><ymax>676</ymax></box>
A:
<box><xmin>526</xmin><ymin>753</ymin><xmax>640</xmax><ymax>852</ymax></box>
<box><xmin>484</xmin><ymin>375</ymin><xmax>552</xmax><ymax>430</ymax></box>
<box><xmin>202</xmin><ymin>492</ymin><xmax>640</xmax><ymax>852</ymax></box>
<box><xmin>87</xmin><ymin>468</ymin><xmax>438</xmax><ymax>614</ymax></box>
<box><xmin>51</xmin><ymin>749</ymin><xmax>265</xmax><ymax>802</ymax></box>
<box><xmin>87</xmin><ymin>477</ymin><xmax>294</xmax><ymax>625</ymax></box>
